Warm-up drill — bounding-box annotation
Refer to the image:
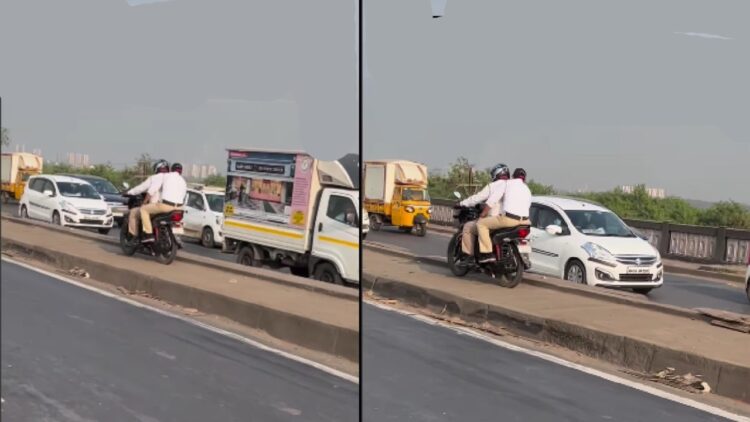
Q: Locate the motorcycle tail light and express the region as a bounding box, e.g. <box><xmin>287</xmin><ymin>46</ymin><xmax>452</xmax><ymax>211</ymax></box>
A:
<box><xmin>171</xmin><ymin>212</ymin><xmax>184</xmax><ymax>222</ymax></box>
<box><xmin>517</xmin><ymin>228</ymin><xmax>530</xmax><ymax>239</ymax></box>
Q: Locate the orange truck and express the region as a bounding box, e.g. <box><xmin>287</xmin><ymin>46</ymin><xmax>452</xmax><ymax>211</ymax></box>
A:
<box><xmin>1</xmin><ymin>152</ymin><xmax>44</xmax><ymax>203</ymax></box>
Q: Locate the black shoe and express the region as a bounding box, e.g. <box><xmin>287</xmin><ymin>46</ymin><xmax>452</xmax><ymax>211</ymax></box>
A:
<box><xmin>478</xmin><ymin>253</ymin><xmax>496</xmax><ymax>263</ymax></box>
<box><xmin>141</xmin><ymin>234</ymin><xmax>155</xmax><ymax>243</ymax></box>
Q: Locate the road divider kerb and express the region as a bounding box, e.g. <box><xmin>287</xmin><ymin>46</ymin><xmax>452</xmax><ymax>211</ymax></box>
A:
<box><xmin>1</xmin><ymin>218</ymin><xmax>359</xmax><ymax>364</ymax></box>
<box><xmin>2</xmin><ymin>215</ymin><xmax>357</xmax><ymax>301</ymax></box>
<box><xmin>364</xmin><ymin>241</ymin><xmax>708</xmax><ymax>320</ymax></box>
<box><xmin>361</xmin><ymin>268</ymin><xmax>750</xmax><ymax>404</ymax></box>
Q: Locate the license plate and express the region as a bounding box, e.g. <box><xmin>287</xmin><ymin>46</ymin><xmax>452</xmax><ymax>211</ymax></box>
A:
<box><xmin>626</xmin><ymin>266</ymin><xmax>650</xmax><ymax>274</ymax></box>
<box><xmin>517</xmin><ymin>243</ymin><xmax>531</xmax><ymax>254</ymax></box>
<box><xmin>173</xmin><ymin>226</ymin><xmax>184</xmax><ymax>235</ymax></box>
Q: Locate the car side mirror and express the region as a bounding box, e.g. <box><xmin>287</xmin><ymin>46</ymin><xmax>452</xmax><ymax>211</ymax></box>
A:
<box><xmin>545</xmin><ymin>224</ymin><xmax>563</xmax><ymax>235</ymax></box>
<box><xmin>630</xmin><ymin>227</ymin><xmax>647</xmax><ymax>240</ymax></box>
<box><xmin>453</xmin><ymin>191</ymin><xmax>461</xmax><ymax>199</ymax></box>
<box><xmin>122</xmin><ymin>182</ymin><xmax>130</xmax><ymax>189</ymax></box>
<box><xmin>44</xmin><ymin>190</ymin><xmax>54</xmax><ymax>197</ymax></box>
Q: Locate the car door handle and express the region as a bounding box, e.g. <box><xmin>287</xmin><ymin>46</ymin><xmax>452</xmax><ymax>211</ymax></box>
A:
<box><xmin>318</xmin><ymin>223</ymin><xmax>323</xmax><ymax>232</ymax></box>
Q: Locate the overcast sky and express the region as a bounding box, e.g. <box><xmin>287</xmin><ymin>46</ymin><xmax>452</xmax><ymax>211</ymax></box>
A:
<box><xmin>363</xmin><ymin>0</ymin><xmax>749</xmax><ymax>203</ymax></box>
<box><xmin>0</xmin><ymin>0</ymin><xmax>357</xmax><ymax>168</ymax></box>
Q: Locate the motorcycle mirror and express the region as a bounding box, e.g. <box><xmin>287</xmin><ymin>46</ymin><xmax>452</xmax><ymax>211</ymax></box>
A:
<box><xmin>545</xmin><ymin>225</ymin><xmax>563</xmax><ymax>235</ymax></box>
<box><xmin>453</xmin><ymin>191</ymin><xmax>461</xmax><ymax>199</ymax></box>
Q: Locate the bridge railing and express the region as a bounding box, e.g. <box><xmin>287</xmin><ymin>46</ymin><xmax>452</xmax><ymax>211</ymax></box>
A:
<box><xmin>429</xmin><ymin>198</ymin><xmax>750</xmax><ymax>265</ymax></box>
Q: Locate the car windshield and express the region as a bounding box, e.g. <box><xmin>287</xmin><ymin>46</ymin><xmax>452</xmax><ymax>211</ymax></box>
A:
<box><xmin>57</xmin><ymin>182</ymin><xmax>101</xmax><ymax>200</ymax></box>
<box><xmin>206</xmin><ymin>194</ymin><xmax>225</xmax><ymax>213</ymax></box>
<box><xmin>564</xmin><ymin>210</ymin><xmax>635</xmax><ymax>237</ymax></box>
<box><xmin>402</xmin><ymin>189</ymin><xmax>430</xmax><ymax>201</ymax></box>
<box><xmin>87</xmin><ymin>179</ymin><xmax>119</xmax><ymax>194</ymax></box>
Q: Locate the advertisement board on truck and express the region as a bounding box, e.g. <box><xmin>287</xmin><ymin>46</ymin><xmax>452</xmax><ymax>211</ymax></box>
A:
<box><xmin>224</xmin><ymin>150</ymin><xmax>316</xmax><ymax>229</ymax></box>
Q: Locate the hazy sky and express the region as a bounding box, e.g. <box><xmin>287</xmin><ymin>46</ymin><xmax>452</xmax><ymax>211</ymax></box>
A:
<box><xmin>0</xmin><ymin>0</ymin><xmax>357</xmax><ymax>168</ymax></box>
<box><xmin>363</xmin><ymin>0</ymin><xmax>749</xmax><ymax>203</ymax></box>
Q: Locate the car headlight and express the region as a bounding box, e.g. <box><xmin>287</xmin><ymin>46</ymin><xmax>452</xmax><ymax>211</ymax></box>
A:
<box><xmin>61</xmin><ymin>201</ymin><xmax>78</xmax><ymax>214</ymax></box>
<box><xmin>581</xmin><ymin>242</ymin><xmax>616</xmax><ymax>265</ymax></box>
<box><xmin>428</xmin><ymin>206</ymin><xmax>433</xmax><ymax>214</ymax></box>
<box><xmin>405</xmin><ymin>206</ymin><xmax>415</xmax><ymax>213</ymax></box>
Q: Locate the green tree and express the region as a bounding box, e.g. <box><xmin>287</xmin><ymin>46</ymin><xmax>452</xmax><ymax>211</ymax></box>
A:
<box><xmin>699</xmin><ymin>202</ymin><xmax>750</xmax><ymax>229</ymax></box>
<box><xmin>202</xmin><ymin>174</ymin><xmax>227</xmax><ymax>188</ymax></box>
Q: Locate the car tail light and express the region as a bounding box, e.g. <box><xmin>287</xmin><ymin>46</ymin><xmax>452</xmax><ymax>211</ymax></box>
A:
<box><xmin>517</xmin><ymin>228</ymin><xmax>530</xmax><ymax>239</ymax></box>
<box><xmin>171</xmin><ymin>212</ymin><xmax>184</xmax><ymax>222</ymax></box>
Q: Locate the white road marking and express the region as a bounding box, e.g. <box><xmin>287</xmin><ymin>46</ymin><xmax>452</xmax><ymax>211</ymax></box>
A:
<box><xmin>366</xmin><ymin>300</ymin><xmax>750</xmax><ymax>422</ymax></box>
<box><xmin>3</xmin><ymin>257</ymin><xmax>358</xmax><ymax>385</ymax></box>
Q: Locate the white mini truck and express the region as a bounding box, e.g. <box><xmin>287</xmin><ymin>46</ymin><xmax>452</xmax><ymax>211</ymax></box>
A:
<box><xmin>221</xmin><ymin>149</ymin><xmax>360</xmax><ymax>285</ymax></box>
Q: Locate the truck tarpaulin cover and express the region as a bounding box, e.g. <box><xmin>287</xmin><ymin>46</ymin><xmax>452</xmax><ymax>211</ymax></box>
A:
<box><xmin>224</xmin><ymin>150</ymin><xmax>314</xmax><ymax>228</ymax></box>
<box><xmin>318</xmin><ymin>154</ymin><xmax>359</xmax><ymax>190</ymax></box>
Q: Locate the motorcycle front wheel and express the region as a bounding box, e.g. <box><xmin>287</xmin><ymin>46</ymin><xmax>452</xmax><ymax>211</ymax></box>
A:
<box><xmin>447</xmin><ymin>233</ymin><xmax>470</xmax><ymax>277</ymax></box>
<box><xmin>119</xmin><ymin>220</ymin><xmax>138</xmax><ymax>256</ymax></box>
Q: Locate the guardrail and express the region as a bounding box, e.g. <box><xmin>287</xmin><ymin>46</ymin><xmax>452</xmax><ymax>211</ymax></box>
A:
<box><xmin>429</xmin><ymin>198</ymin><xmax>750</xmax><ymax>265</ymax></box>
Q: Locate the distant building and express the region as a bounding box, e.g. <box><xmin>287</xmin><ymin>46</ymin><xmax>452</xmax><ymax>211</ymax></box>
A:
<box><xmin>620</xmin><ymin>185</ymin><xmax>666</xmax><ymax>199</ymax></box>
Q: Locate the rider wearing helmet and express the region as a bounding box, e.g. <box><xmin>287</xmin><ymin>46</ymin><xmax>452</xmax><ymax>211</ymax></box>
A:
<box><xmin>475</xmin><ymin>166</ymin><xmax>532</xmax><ymax>263</ymax></box>
<box><xmin>457</xmin><ymin>163</ymin><xmax>511</xmax><ymax>259</ymax></box>
<box><xmin>139</xmin><ymin>160</ymin><xmax>187</xmax><ymax>242</ymax></box>
<box><xmin>125</xmin><ymin>159</ymin><xmax>170</xmax><ymax>237</ymax></box>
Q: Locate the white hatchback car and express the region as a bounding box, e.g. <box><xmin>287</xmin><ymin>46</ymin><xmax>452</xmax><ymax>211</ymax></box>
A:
<box><xmin>19</xmin><ymin>175</ymin><xmax>114</xmax><ymax>234</ymax></box>
<box><xmin>528</xmin><ymin>196</ymin><xmax>663</xmax><ymax>294</ymax></box>
<box><xmin>181</xmin><ymin>186</ymin><xmax>226</xmax><ymax>248</ymax></box>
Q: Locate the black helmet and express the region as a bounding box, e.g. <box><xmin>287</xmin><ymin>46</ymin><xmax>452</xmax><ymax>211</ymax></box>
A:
<box><xmin>490</xmin><ymin>163</ymin><xmax>510</xmax><ymax>181</ymax></box>
<box><xmin>171</xmin><ymin>162</ymin><xmax>183</xmax><ymax>174</ymax></box>
<box><xmin>513</xmin><ymin>168</ymin><xmax>527</xmax><ymax>180</ymax></box>
<box><xmin>153</xmin><ymin>159</ymin><xmax>170</xmax><ymax>174</ymax></box>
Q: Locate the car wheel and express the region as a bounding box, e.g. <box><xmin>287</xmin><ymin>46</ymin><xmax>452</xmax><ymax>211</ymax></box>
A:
<box><xmin>52</xmin><ymin>211</ymin><xmax>62</xmax><ymax>226</ymax></box>
<box><xmin>746</xmin><ymin>280</ymin><xmax>750</xmax><ymax>303</ymax></box>
<box><xmin>314</xmin><ymin>262</ymin><xmax>343</xmax><ymax>285</ymax></box>
<box><xmin>565</xmin><ymin>260</ymin><xmax>587</xmax><ymax>285</ymax></box>
<box><xmin>633</xmin><ymin>288</ymin><xmax>653</xmax><ymax>295</ymax></box>
<box><xmin>237</xmin><ymin>246</ymin><xmax>262</xmax><ymax>267</ymax></box>
<box><xmin>98</xmin><ymin>228</ymin><xmax>111</xmax><ymax>235</ymax></box>
<box><xmin>201</xmin><ymin>227</ymin><xmax>215</xmax><ymax>248</ymax></box>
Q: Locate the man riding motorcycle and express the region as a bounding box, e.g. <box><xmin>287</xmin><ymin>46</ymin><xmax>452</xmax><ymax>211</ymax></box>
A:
<box><xmin>125</xmin><ymin>159</ymin><xmax>170</xmax><ymax>238</ymax></box>
<box><xmin>457</xmin><ymin>163</ymin><xmax>511</xmax><ymax>260</ymax></box>
<box><xmin>139</xmin><ymin>162</ymin><xmax>187</xmax><ymax>242</ymax></box>
<box><xmin>476</xmin><ymin>167</ymin><xmax>532</xmax><ymax>263</ymax></box>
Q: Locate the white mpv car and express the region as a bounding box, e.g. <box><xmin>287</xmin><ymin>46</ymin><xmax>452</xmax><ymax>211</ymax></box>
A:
<box><xmin>19</xmin><ymin>175</ymin><xmax>114</xmax><ymax>234</ymax></box>
<box><xmin>528</xmin><ymin>196</ymin><xmax>663</xmax><ymax>294</ymax></box>
<box><xmin>181</xmin><ymin>186</ymin><xmax>226</xmax><ymax>248</ymax></box>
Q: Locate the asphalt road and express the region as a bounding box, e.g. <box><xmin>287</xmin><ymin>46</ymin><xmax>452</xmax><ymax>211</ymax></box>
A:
<box><xmin>1</xmin><ymin>260</ymin><xmax>357</xmax><ymax>421</ymax></box>
<box><xmin>363</xmin><ymin>303</ymin><xmax>733</xmax><ymax>422</ymax></box>
<box><xmin>366</xmin><ymin>228</ymin><xmax>750</xmax><ymax>314</ymax></box>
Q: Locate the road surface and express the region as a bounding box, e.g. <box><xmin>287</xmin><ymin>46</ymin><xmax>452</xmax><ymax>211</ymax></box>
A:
<box><xmin>1</xmin><ymin>260</ymin><xmax>357</xmax><ymax>421</ymax></box>
<box><xmin>366</xmin><ymin>228</ymin><xmax>750</xmax><ymax>314</ymax></box>
<box><xmin>363</xmin><ymin>303</ymin><xmax>734</xmax><ymax>421</ymax></box>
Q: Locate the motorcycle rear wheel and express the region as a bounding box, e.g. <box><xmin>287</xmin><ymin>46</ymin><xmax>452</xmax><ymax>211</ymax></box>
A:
<box><xmin>155</xmin><ymin>228</ymin><xmax>178</xmax><ymax>265</ymax></box>
<box><xmin>496</xmin><ymin>246</ymin><xmax>524</xmax><ymax>288</ymax></box>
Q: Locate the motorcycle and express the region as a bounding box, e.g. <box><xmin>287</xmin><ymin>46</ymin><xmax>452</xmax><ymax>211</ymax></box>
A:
<box><xmin>119</xmin><ymin>191</ymin><xmax>184</xmax><ymax>265</ymax></box>
<box><xmin>446</xmin><ymin>192</ymin><xmax>532</xmax><ymax>288</ymax></box>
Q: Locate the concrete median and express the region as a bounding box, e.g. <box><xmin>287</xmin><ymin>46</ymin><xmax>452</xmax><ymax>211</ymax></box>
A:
<box><xmin>363</xmin><ymin>248</ymin><xmax>750</xmax><ymax>404</ymax></box>
<box><xmin>1</xmin><ymin>218</ymin><xmax>359</xmax><ymax>364</ymax></box>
